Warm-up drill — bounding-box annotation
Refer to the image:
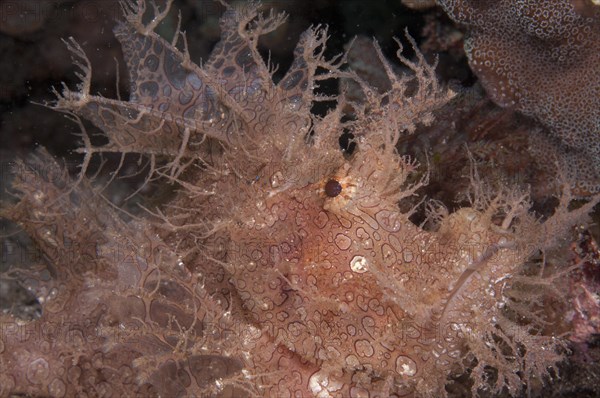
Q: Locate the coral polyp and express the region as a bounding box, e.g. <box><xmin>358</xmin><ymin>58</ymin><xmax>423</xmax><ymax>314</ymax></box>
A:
<box><xmin>1</xmin><ymin>1</ymin><xmax>598</xmax><ymax>397</ymax></box>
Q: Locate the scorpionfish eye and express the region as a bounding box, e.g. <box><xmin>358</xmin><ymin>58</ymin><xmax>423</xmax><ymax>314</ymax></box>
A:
<box><xmin>324</xmin><ymin>179</ymin><xmax>343</xmax><ymax>197</ymax></box>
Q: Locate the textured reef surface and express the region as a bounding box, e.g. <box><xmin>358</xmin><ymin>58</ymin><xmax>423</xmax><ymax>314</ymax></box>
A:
<box><xmin>1</xmin><ymin>0</ymin><xmax>599</xmax><ymax>397</ymax></box>
<box><xmin>437</xmin><ymin>0</ymin><xmax>600</xmax><ymax>195</ymax></box>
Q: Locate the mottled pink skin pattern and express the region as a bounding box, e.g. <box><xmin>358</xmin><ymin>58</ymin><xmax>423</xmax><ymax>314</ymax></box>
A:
<box><xmin>1</xmin><ymin>1</ymin><xmax>598</xmax><ymax>397</ymax></box>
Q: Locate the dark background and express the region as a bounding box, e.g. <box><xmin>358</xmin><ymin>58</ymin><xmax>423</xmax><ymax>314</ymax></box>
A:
<box><xmin>0</xmin><ymin>0</ymin><xmax>428</xmax><ymax>164</ymax></box>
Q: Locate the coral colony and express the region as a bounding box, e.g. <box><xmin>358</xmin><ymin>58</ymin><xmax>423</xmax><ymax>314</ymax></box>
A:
<box><xmin>437</xmin><ymin>0</ymin><xmax>600</xmax><ymax>196</ymax></box>
<box><xmin>0</xmin><ymin>0</ymin><xmax>598</xmax><ymax>397</ymax></box>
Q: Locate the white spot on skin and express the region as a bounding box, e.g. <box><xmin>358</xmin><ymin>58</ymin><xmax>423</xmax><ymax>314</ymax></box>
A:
<box><xmin>309</xmin><ymin>371</ymin><xmax>343</xmax><ymax>397</ymax></box>
<box><xmin>270</xmin><ymin>171</ymin><xmax>284</xmax><ymax>188</ymax></box>
<box><xmin>395</xmin><ymin>355</ymin><xmax>417</xmax><ymax>377</ymax></box>
<box><xmin>350</xmin><ymin>255</ymin><xmax>368</xmax><ymax>273</ymax></box>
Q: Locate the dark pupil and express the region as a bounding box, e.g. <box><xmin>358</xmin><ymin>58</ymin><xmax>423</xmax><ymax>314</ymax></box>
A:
<box><xmin>325</xmin><ymin>179</ymin><xmax>342</xmax><ymax>197</ymax></box>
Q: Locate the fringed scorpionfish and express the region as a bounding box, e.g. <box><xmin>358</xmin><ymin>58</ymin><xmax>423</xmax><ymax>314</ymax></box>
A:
<box><xmin>1</xmin><ymin>0</ymin><xmax>598</xmax><ymax>397</ymax></box>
